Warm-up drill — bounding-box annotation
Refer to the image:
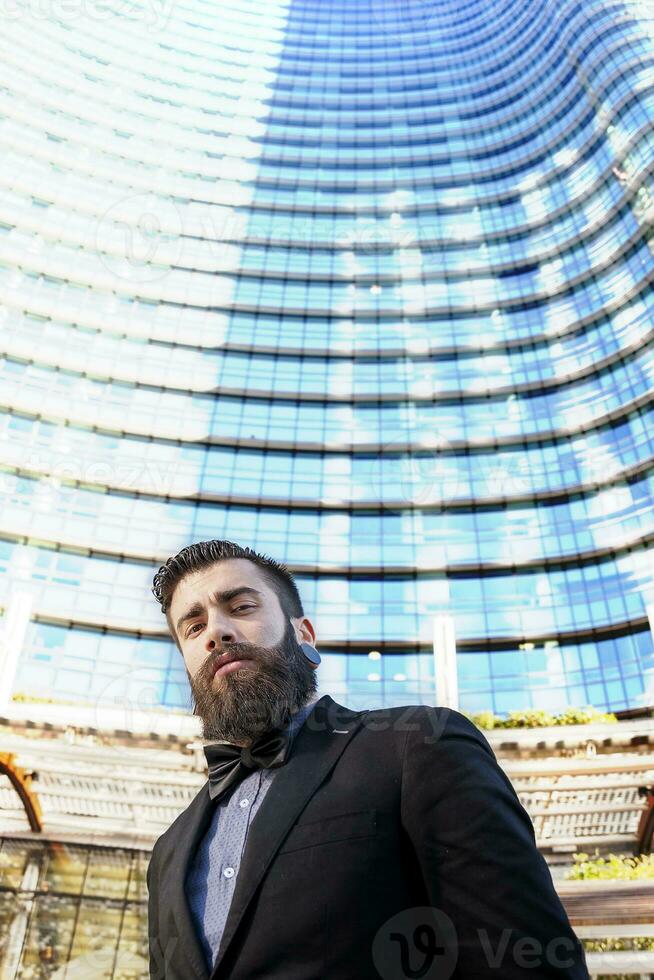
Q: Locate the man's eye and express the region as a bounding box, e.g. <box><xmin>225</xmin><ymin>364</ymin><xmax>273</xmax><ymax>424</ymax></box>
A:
<box><xmin>188</xmin><ymin>623</ymin><xmax>203</xmax><ymax>635</ymax></box>
<box><xmin>233</xmin><ymin>604</ymin><xmax>255</xmax><ymax>613</ymax></box>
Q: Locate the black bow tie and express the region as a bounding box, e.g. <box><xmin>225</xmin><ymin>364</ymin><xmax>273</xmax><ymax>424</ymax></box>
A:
<box><xmin>203</xmin><ymin>725</ymin><xmax>293</xmax><ymax>803</ymax></box>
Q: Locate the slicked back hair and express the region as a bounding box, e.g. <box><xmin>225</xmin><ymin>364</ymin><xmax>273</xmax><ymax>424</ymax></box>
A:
<box><xmin>151</xmin><ymin>539</ymin><xmax>304</xmax><ymax>651</ymax></box>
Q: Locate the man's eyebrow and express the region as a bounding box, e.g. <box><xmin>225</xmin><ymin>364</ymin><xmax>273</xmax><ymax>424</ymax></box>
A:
<box><xmin>175</xmin><ymin>587</ymin><xmax>263</xmax><ymax>635</ymax></box>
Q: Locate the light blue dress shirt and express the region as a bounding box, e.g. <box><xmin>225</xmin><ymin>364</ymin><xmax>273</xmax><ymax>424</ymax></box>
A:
<box><xmin>185</xmin><ymin>696</ymin><xmax>321</xmax><ymax>972</ymax></box>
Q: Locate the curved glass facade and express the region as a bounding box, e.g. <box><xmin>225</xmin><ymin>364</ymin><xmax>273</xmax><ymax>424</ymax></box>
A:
<box><xmin>1</xmin><ymin>0</ymin><xmax>654</xmax><ymax>715</ymax></box>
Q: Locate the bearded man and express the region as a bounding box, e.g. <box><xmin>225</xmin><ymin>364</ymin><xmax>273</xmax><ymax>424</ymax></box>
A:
<box><xmin>146</xmin><ymin>538</ymin><xmax>589</xmax><ymax>980</ymax></box>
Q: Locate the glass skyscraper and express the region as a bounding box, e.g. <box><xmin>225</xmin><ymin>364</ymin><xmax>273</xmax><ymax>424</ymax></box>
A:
<box><xmin>1</xmin><ymin>0</ymin><xmax>654</xmax><ymax>717</ymax></box>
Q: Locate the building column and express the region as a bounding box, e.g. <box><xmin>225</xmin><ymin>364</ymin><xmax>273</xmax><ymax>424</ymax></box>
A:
<box><xmin>2</xmin><ymin>854</ymin><xmax>41</xmax><ymax>979</ymax></box>
<box><xmin>0</xmin><ymin>591</ymin><xmax>34</xmax><ymax>712</ymax></box>
<box><xmin>432</xmin><ymin>613</ymin><xmax>459</xmax><ymax>710</ymax></box>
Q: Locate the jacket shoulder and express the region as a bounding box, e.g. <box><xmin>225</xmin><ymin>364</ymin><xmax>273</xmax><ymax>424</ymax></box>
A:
<box><xmin>359</xmin><ymin>702</ymin><xmax>490</xmax><ymax>745</ymax></box>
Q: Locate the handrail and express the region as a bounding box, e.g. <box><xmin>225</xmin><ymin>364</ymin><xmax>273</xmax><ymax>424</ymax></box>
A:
<box><xmin>0</xmin><ymin>752</ymin><xmax>43</xmax><ymax>833</ymax></box>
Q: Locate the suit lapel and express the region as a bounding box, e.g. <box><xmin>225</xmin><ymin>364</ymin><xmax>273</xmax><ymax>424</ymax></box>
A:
<box><xmin>209</xmin><ymin>693</ymin><xmax>366</xmax><ymax>978</ymax></box>
<box><xmin>159</xmin><ymin>780</ymin><xmax>215</xmax><ymax>980</ymax></box>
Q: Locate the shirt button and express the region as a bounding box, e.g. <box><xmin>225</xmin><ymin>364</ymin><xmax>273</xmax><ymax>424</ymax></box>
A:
<box><xmin>223</xmin><ymin>867</ymin><xmax>235</xmax><ymax>879</ymax></box>
<box><xmin>239</xmin><ymin>798</ymin><xmax>249</xmax><ymax>808</ymax></box>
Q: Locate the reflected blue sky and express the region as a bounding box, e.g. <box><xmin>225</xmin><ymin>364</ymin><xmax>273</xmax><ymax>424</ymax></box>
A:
<box><xmin>1</xmin><ymin>0</ymin><xmax>653</xmax><ymax>716</ymax></box>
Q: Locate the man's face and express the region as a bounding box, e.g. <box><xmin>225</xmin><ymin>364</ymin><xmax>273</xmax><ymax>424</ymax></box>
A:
<box><xmin>169</xmin><ymin>559</ymin><xmax>318</xmax><ymax>744</ymax></box>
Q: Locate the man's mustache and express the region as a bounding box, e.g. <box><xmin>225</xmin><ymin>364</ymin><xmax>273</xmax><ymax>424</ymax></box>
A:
<box><xmin>199</xmin><ymin>643</ymin><xmax>270</xmax><ymax>680</ymax></box>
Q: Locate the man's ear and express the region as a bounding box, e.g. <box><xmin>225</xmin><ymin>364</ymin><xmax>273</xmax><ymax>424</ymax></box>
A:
<box><xmin>292</xmin><ymin>616</ymin><xmax>317</xmax><ymax>647</ymax></box>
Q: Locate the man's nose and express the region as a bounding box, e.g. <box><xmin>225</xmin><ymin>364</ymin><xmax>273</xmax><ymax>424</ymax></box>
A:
<box><xmin>204</xmin><ymin>617</ymin><xmax>238</xmax><ymax>652</ymax></box>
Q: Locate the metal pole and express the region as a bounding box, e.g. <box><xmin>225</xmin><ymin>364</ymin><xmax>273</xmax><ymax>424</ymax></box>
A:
<box><xmin>432</xmin><ymin>614</ymin><xmax>458</xmax><ymax>710</ymax></box>
<box><xmin>0</xmin><ymin>591</ymin><xmax>33</xmax><ymax>711</ymax></box>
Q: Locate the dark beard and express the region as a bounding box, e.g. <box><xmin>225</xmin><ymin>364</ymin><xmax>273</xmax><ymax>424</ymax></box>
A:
<box><xmin>187</xmin><ymin>619</ymin><xmax>318</xmax><ymax>744</ymax></box>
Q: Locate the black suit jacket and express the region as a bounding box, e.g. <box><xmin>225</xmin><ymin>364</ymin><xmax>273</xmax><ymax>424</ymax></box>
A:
<box><xmin>147</xmin><ymin>694</ymin><xmax>589</xmax><ymax>979</ymax></box>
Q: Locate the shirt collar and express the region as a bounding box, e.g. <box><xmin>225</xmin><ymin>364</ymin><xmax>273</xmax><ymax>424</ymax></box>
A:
<box><xmin>284</xmin><ymin>694</ymin><xmax>321</xmax><ymax>745</ymax></box>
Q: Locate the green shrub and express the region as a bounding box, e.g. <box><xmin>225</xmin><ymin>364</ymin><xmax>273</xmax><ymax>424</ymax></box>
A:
<box><xmin>565</xmin><ymin>851</ymin><xmax>654</xmax><ymax>881</ymax></box>
<box><xmin>581</xmin><ymin>929</ymin><xmax>654</xmax><ymax>978</ymax></box>
<box><xmin>583</xmin><ymin>937</ymin><xmax>654</xmax><ymax>951</ymax></box>
<box><xmin>466</xmin><ymin>706</ymin><xmax>618</xmax><ymax>729</ymax></box>
<box><xmin>552</xmin><ymin>707</ymin><xmax>618</xmax><ymax>726</ymax></box>
<box><xmin>466</xmin><ymin>710</ymin><xmax>498</xmax><ymax>729</ymax></box>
